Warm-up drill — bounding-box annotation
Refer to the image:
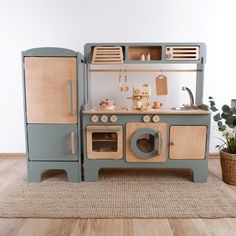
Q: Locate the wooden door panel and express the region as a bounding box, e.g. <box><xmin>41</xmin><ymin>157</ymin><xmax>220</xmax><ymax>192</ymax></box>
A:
<box><xmin>169</xmin><ymin>126</ymin><xmax>207</xmax><ymax>160</ymax></box>
<box><xmin>25</xmin><ymin>57</ymin><xmax>77</xmax><ymax>124</ymax></box>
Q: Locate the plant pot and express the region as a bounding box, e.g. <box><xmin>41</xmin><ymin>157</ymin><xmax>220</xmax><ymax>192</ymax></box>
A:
<box><xmin>220</xmin><ymin>149</ymin><xmax>236</xmax><ymax>185</ymax></box>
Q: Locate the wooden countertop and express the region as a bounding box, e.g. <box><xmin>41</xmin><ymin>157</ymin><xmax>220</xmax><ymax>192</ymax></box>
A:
<box><xmin>82</xmin><ymin>106</ymin><xmax>211</xmax><ymax>115</ymax></box>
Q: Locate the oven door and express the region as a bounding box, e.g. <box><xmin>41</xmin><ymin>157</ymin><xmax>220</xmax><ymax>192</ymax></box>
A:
<box><xmin>86</xmin><ymin>125</ymin><xmax>123</xmax><ymax>159</ymax></box>
<box><xmin>131</xmin><ymin>128</ymin><xmax>162</xmax><ymax>159</ymax></box>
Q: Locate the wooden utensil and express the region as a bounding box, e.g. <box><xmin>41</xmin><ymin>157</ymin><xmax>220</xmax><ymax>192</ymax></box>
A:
<box><xmin>119</xmin><ymin>71</ymin><xmax>129</xmax><ymax>92</ymax></box>
<box><xmin>156</xmin><ymin>74</ymin><xmax>168</xmax><ymax>95</ymax></box>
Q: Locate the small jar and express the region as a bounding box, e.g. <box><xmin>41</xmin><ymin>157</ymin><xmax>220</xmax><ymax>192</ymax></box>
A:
<box><xmin>136</xmin><ymin>100</ymin><xmax>142</xmax><ymax>109</ymax></box>
<box><xmin>140</xmin><ymin>53</ymin><xmax>145</xmax><ymax>61</ymax></box>
<box><xmin>145</xmin><ymin>53</ymin><xmax>151</xmax><ymax>61</ymax></box>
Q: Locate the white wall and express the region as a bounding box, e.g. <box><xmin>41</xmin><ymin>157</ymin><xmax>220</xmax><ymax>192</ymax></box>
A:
<box><xmin>0</xmin><ymin>0</ymin><xmax>235</xmax><ymax>153</ymax></box>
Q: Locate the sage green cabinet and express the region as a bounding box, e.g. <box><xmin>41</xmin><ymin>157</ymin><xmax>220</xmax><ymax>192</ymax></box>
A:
<box><xmin>28</xmin><ymin>124</ymin><xmax>78</xmax><ymax>161</ymax></box>
<box><xmin>28</xmin><ymin>125</ymin><xmax>78</xmax><ymax>161</ymax></box>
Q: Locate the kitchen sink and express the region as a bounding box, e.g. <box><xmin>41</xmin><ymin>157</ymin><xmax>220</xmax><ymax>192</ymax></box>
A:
<box><xmin>172</xmin><ymin>106</ymin><xmax>195</xmax><ymax>111</ymax></box>
<box><xmin>172</xmin><ymin>104</ymin><xmax>209</xmax><ymax>111</ymax></box>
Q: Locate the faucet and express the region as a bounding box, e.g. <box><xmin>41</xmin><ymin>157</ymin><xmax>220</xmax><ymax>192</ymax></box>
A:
<box><xmin>182</xmin><ymin>86</ymin><xmax>194</xmax><ymax>107</ymax></box>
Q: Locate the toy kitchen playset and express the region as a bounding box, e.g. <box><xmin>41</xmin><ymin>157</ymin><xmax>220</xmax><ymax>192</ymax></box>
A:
<box><xmin>22</xmin><ymin>43</ymin><xmax>210</xmax><ymax>183</ymax></box>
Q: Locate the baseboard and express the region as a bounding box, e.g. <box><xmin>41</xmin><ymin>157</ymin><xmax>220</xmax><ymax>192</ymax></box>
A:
<box><xmin>0</xmin><ymin>153</ymin><xmax>220</xmax><ymax>159</ymax></box>
<box><xmin>209</xmin><ymin>152</ymin><xmax>220</xmax><ymax>159</ymax></box>
<box><xmin>0</xmin><ymin>153</ymin><xmax>27</xmax><ymax>158</ymax></box>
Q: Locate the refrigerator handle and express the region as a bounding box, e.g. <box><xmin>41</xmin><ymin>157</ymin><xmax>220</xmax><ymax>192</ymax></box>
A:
<box><xmin>70</xmin><ymin>80</ymin><xmax>74</xmax><ymax>116</ymax></box>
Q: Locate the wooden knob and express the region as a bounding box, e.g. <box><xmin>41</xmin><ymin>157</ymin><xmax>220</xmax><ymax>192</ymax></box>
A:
<box><xmin>152</xmin><ymin>115</ymin><xmax>160</xmax><ymax>123</ymax></box>
<box><xmin>110</xmin><ymin>115</ymin><xmax>118</xmax><ymax>123</ymax></box>
<box><xmin>91</xmin><ymin>115</ymin><xmax>99</xmax><ymax>123</ymax></box>
<box><xmin>143</xmin><ymin>115</ymin><xmax>150</xmax><ymax>123</ymax></box>
<box><xmin>101</xmin><ymin>115</ymin><xmax>108</xmax><ymax>123</ymax></box>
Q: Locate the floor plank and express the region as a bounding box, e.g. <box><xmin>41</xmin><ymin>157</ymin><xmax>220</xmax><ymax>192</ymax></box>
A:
<box><xmin>0</xmin><ymin>219</ymin><xmax>25</xmax><ymax>236</ymax></box>
<box><xmin>133</xmin><ymin>219</ymin><xmax>173</xmax><ymax>236</ymax></box>
<box><xmin>169</xmin><ymin>219</ymin><xmax>209</xmax><ymax>236</ymax></box>
<box><xmin>202</xmin><ymin>218</ymin><xmax>236</xmax><ymax>236</ymax></box>
<box><xmin>70</xmin><ymin>219</ymin><xmax>124</xmax><ymax>236</ymax></box>
<box><xmin>0</xmin><ymin>156</ymin><xmax>236</xmax><ymax>236</ymax></box>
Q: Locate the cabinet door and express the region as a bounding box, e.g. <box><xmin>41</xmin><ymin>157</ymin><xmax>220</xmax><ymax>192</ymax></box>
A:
<box><xmin>169</xmin><ymin>126</ymin><xmax>207</xmax><ymax>160</ymax></box>
<box><xmin>24</xmin><ymin>57</ymin><xmax>77</xmax><ymax>124</ymax></box>
<box><xmin>28</xmin><ymin>124</ymin><xmax>78</xmax><ymax>161</ymax></box>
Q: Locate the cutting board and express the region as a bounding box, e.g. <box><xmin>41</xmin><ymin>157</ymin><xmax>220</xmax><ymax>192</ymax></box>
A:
<box><xmin>156</xmin><ymin>75</ymin><xmax>168</xmax><ymax>95</ymax></box>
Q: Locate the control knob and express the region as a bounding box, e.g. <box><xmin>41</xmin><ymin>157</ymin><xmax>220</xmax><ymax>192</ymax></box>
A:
<box><xmin>91</xmin><ymin>115</ymin><xmax>99</xmax><ymax>123</ymax></box>
<box><xmin>152</xmin><ymin>115</ymin><xmax>160</xmax><ymax>123</ymax></box>
<box><xmin>101</xmin><ymin>115</ymin><xmax>108</xmax><ymax>123</ymax></box>
<box><xmin>110</xmin><ymin>115</ymin><xmax>118</xmax><ymax>123</ymax></box>
<box><xmin>143</xmin><ymin>115</ymin><xmax>151</xmax><ymax>123</ymax></box>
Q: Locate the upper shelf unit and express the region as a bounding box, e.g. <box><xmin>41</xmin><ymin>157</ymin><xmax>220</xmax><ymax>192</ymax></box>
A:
<box><xmin>84</xmin><ymin>43</ymin><xmax>206</xmax><ymax>65</ymax></box>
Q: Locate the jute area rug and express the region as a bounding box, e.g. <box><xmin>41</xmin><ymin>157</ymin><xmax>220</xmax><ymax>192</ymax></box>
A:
<box><xmin>0</xmin><ymin>169</ymin><xmax>236</xmax><ymax>218</ymax></box>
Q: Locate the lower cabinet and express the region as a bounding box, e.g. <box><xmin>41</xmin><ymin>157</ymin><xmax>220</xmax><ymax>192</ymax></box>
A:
<box><xmin>27</xmin><ymin>124</ymin><xmax>78</xmax><ymax>161</ymax></box>
<box><xmin>169</xmin><ymin>125</ymin><xmax>207</xmax><ymax>160</ymax></box>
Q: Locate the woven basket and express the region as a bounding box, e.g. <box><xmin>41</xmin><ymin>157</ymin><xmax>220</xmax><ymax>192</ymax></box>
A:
<box><xmin>220</xmin><ymin>149</ymin><xmax>236</xmax><ymax>185</ymax></box>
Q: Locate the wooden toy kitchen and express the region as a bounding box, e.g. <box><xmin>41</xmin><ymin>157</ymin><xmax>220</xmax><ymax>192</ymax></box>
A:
<box><xmin>22</xmin><ymin>43</ymin><xmax>211</xmax><ymax>183</ymax></box>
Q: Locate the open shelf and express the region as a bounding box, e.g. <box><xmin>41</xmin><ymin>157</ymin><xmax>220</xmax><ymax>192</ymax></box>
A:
<box><xmin>128</xmin><ymin>46</ymin><xmax>162</xmax><ymax>61</ymax></box>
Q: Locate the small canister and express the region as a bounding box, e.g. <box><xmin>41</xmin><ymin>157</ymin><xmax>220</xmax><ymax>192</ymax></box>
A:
<box><xmin>136</xmin><ymin>100</ymin><xmax>142</xmax><ymax>109</ymax></box>
<box><xmin>153</xmin><ymin>101</ymin><xmax>162</xmax><ymax>109</ymax></box>
<box><xmin>145</xmin><ymin>53</ymin><xmax>151</xmax><ymax>61</ymax></box>
<box><xmin>140</xmin><ymin>53</ymin><xmax>145</xmax><ymax>61</ymax></box>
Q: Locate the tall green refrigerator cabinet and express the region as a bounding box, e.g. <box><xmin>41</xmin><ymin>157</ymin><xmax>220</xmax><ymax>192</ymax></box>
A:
<box><xmin>22</xmin><ymin>47</ymin><xmax>84</xmax><ymax>182</ymax></box>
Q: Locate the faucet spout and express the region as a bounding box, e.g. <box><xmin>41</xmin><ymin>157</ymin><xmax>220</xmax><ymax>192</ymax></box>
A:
<box><xmin>182</xmin><ymin>86</ymin><xmax>194</xmax><ymax>106</ymax></box>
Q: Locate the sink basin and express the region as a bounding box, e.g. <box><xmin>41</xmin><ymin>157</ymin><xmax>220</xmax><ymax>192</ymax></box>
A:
<box><xmin>172</xmin><ymin>104</ymin><xmax>209</xmax><ymax>111</ymax></box>
<box><xmin>171</xmin><ymin>106</ymin><xmax>193</xmax><ymax>111</ymax></box>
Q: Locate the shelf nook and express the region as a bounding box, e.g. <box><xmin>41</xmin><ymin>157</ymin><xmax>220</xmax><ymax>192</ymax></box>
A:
<box><xmin>128</xmin><ymin>46</ymin><xmax>162</xmax><ymax>61</ymax></box>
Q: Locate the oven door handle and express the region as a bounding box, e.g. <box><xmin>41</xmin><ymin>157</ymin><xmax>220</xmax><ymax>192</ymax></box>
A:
<box><xmin>87</xmin><ymin>127</ymin><xmax>121</xmax><ymax>132</ymax></box>
<box><xmin>70</xmin><ymin>80</ymin><xmax>74</xmax><ymax>116</ymax></box>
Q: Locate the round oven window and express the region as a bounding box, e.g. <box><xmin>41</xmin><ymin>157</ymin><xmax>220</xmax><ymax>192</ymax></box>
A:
<box><xmin>136</xmin><ymin>134</ymin><xmax>155</xmax><ymax>153</ymax></box>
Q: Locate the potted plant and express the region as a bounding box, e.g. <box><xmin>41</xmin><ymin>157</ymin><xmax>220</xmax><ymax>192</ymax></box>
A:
<box><xmin>209</xmin><ymin>97</ymin><xmax>236</xmax><ymax>185</ymax></box>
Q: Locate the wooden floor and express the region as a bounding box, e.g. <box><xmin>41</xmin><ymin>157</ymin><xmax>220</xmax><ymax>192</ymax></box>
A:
<box><xmin>0</xmin><ymin>156</ymin><xmax>236</xmax><ymax>236</ymax></box>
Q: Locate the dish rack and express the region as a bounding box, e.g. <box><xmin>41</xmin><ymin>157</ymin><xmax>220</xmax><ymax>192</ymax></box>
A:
<box><xmin>92</xmin><ymin>46</ymin><xmax>124</xmax><ymax>64</ymax></box>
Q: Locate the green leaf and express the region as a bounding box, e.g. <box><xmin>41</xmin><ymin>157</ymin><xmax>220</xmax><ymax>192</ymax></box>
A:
<box><xmin>225</xmin><ymin>119</ymin><xmax>232</xmax><ymax>125</ymax></box>
<box><xmin>211</xmin><ymin>106</ymin><xmax>218</xmax><ymax>112</ymax></box>
<box><xmin>209</xmin><ymin>96</ymin><xmax>213</xmax><ymax>99</ymax></box>
<box><xmin>232</xmin><ymin>107</ymin><xmax>236</xmax><ymax>115</ymax></box>
<box><xmin>217</xmin><ymin>121</ymin><xmax>223</xmax><ymax>127</ymax></box>
<box><xmin>222</xmin><ymin>111</ymin><xmax>233</xmax><ymax>119</ymax></box>
<box><xmin>222</xmin><ymin>105</ymin><xmax>230</xmax><ymax>112</ymax></box>
<box><xmin>233</xmin><ymin>117</ymin><xmax>236</xmax><ymax>126</ymax></box>
<box><xmin>210</xmin><ymin>101</ymin><xmax>215</xmax><ymax>106</ymax></box>
<box><xmin>225</xmin><ymin>117</ymin><xmax>236</xmax><ymax>128</ymax></box>
<box><xmin>213</xmin><ymin>113</ymin><xmax>221</xmax><ymax>121</ymax></box>
<box><xmin>218</xmin><ymin>125</ymin><xmax>226</xmax><ymax>131</ymax></box>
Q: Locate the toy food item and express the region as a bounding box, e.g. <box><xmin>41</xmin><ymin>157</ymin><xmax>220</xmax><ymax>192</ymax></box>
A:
<box><xmin>153</xmin><ymin>101</ymin><xmax>162</xmax><ymax>109</ymax></box>
<box><xmin>99</xmin><ymin>99</ymin><xmax>115</xmax><ymax>110</ymax></box>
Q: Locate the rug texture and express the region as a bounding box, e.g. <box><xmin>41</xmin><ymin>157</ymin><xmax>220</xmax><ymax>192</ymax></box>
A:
<box><xmin>0</xmin><ymin>169</ymin><xmax>236</xmax><ymax>218</ymax></box>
